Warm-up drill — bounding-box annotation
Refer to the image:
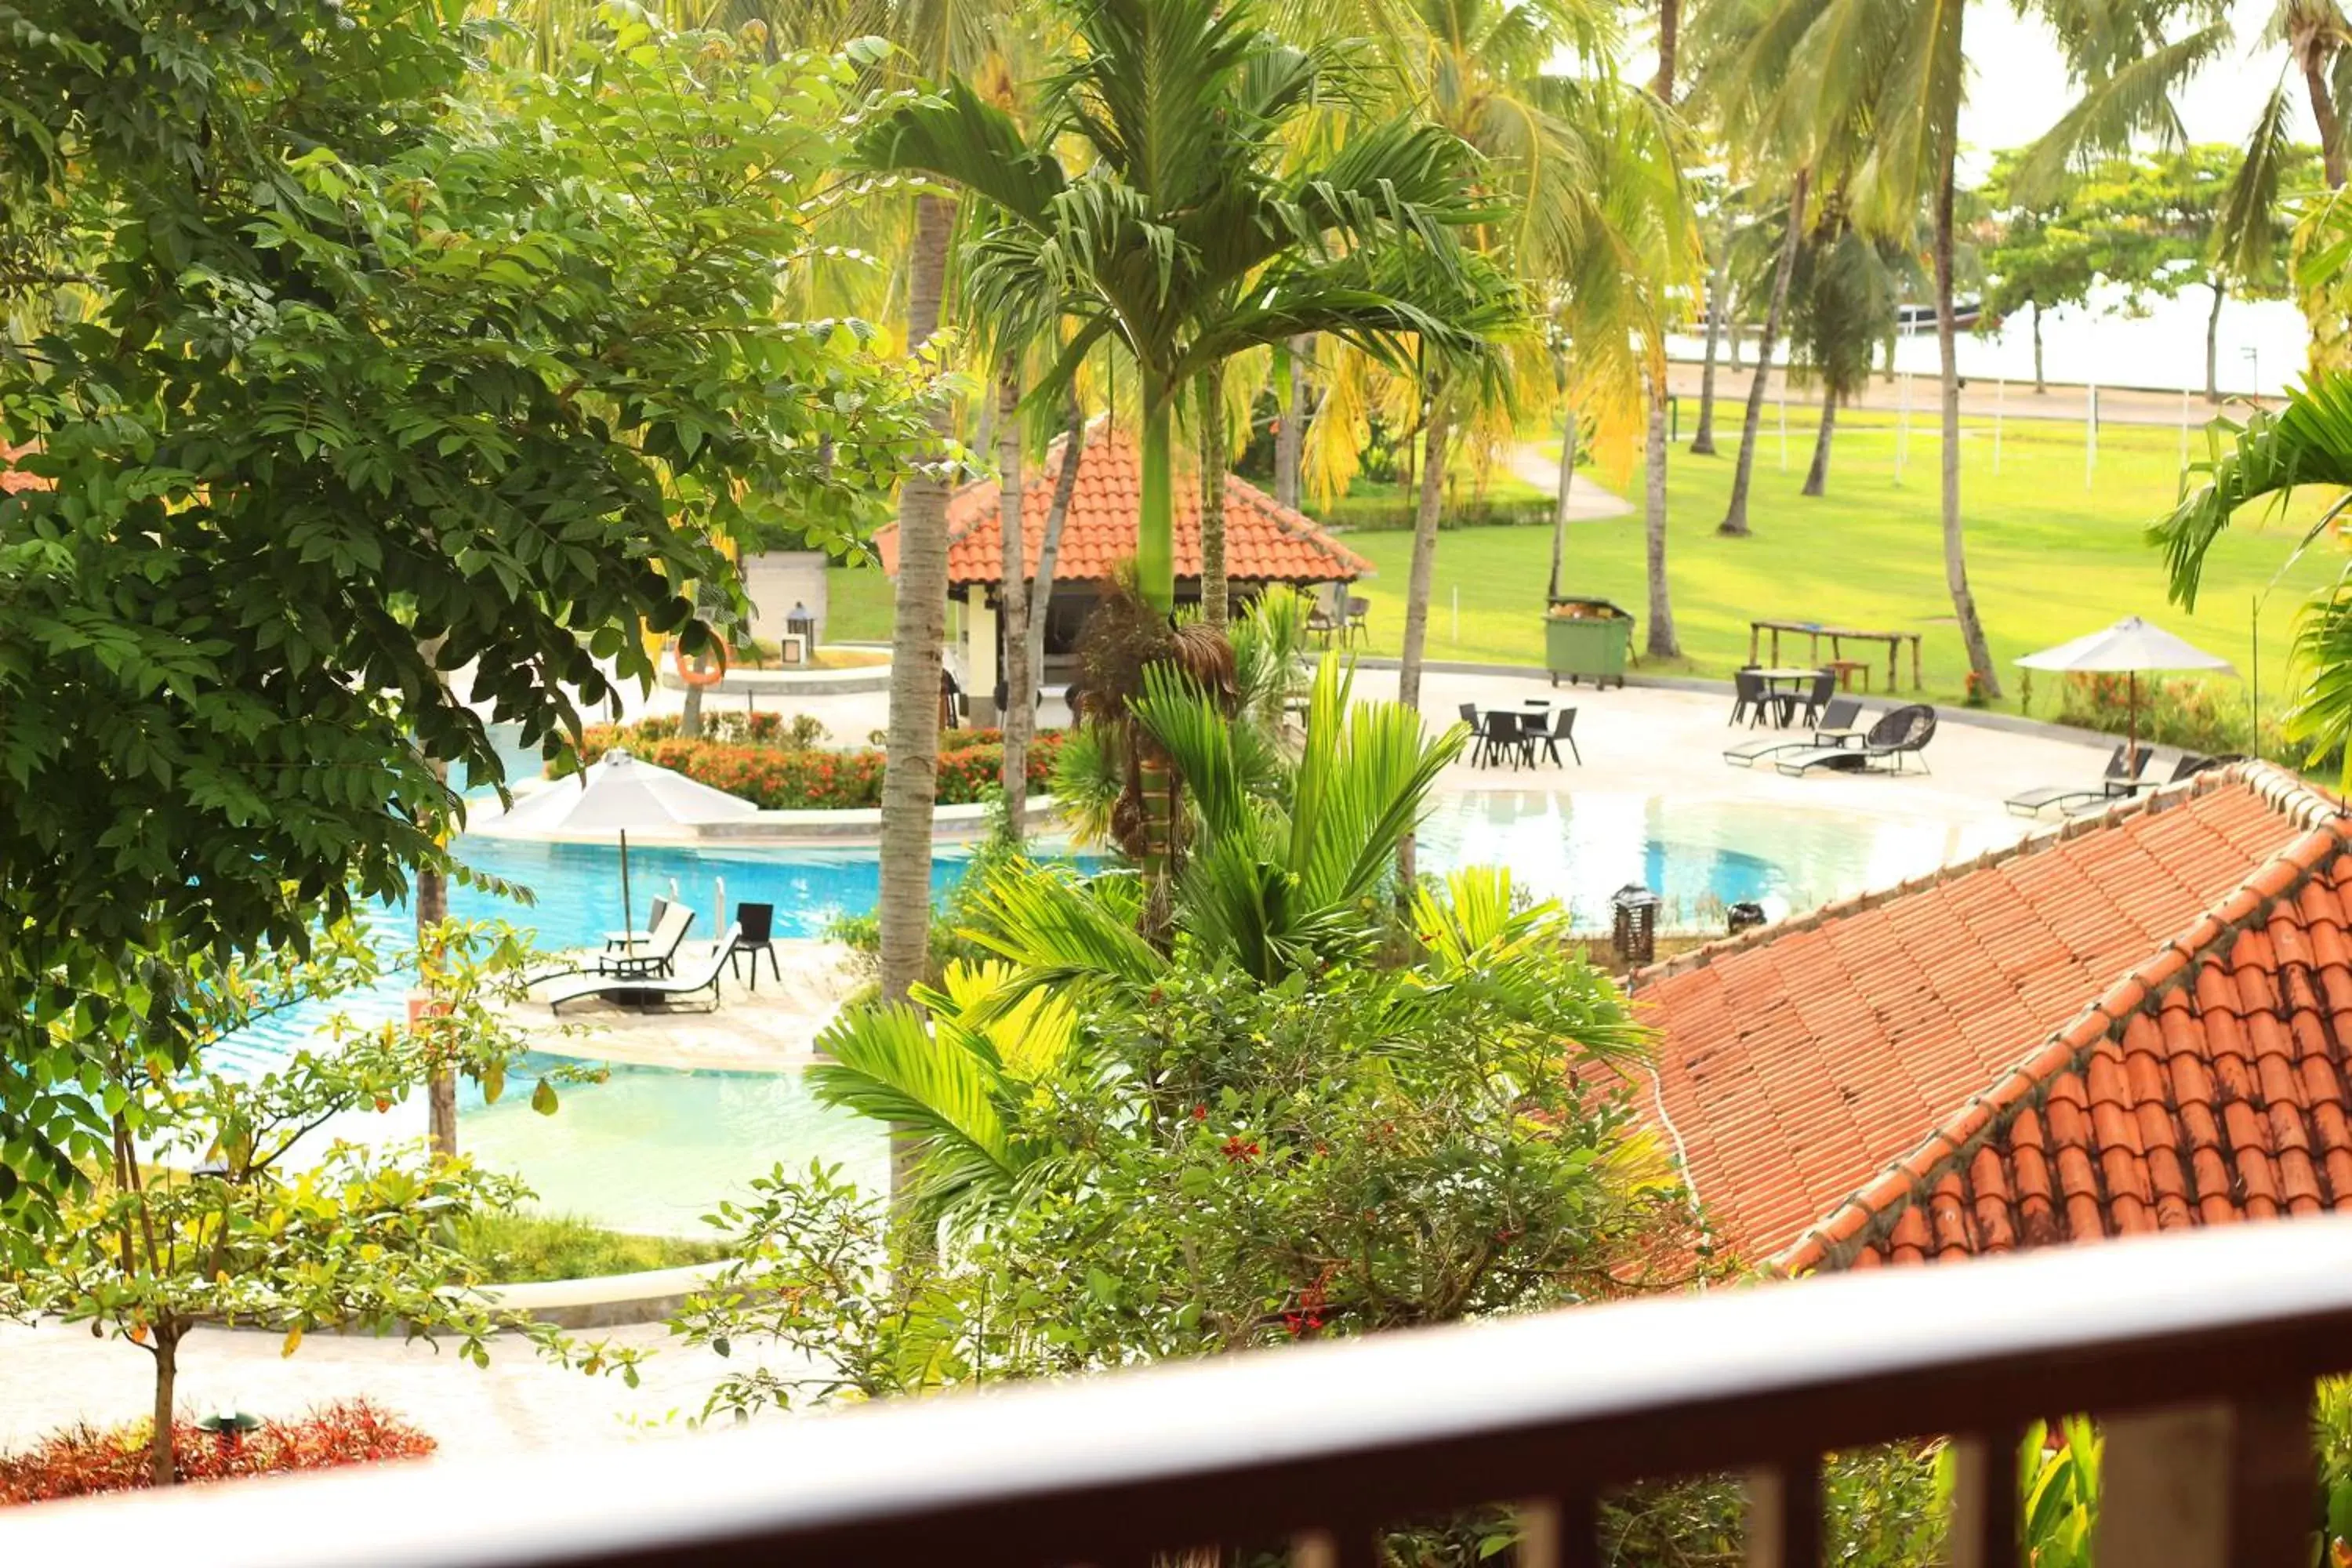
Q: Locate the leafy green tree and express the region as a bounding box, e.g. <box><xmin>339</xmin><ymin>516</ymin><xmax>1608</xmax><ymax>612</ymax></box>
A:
<box><xmin>0</xmin><ymin>5</ymin><xmax>928</xmax><ymax>1224</ymax></box>
<box><xmin>0</xmin><ymin>922</ymin><xmax>626</xmax><ymax>1487</ymax></box>
<box><xmin>1978</xmin><ymin>151</ymin><xmax>2100</xmax><ymax>394</ymax></box>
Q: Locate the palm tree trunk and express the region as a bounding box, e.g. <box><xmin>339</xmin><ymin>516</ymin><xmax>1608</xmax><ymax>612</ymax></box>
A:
<box><xmin>880</xmin><ymin>191</ymin><xmax>957</xmax><ymax>1025</ymax></box>
<box><xmin>1719</xmin><ymin>166</ymin><xmax>1809</xmax><ymax>537</ymax></box>
<box><xmin>2205</xmin><ymin>278</ymin><xmax>2225</xmax><ymax>401</ymax></box>
<box><xmin>1802</xmin><ymin>387</ymin><xmax>1836</xmax><ymax>497</ymax></box>
<box><xmin>1548</xmin><ymin>387</ymin><xmax>1576</xmax><ymax>601</ymax></box>
<box><xmin>1027</xmin><ymin>395</ymin><xmax>1085</xmax><ymax>689</ymax></box>
<box><xmin>679</xmin><ymin>681</ymin><xmax>704</xmax><ymax>739</ymax></box>
<box><xmin>1691</xmin><ymin>242</ymin><xmax>1730</xmax><ymax>455</ymax></box>
<box><xmin>995</xmin><ymin>361</ymin><xmax>1030</xmax><ymax>844</ymax></box>
<box><xmin>1138</xmin><ymin>382</ymin><xmax>1175</xmax><ymax>613</ymax></box>
<box><xmin>1727</xmin><ymin>293</ymin><xmax>1743</xmax><ymax>369</ymax></box>
<box><xmin>417</xmin><ymin>846</ymin><xmax>456</xmax><ymax>1158</ymax></box>
<box><xmin>1196</xmin><ymin>365</ymin><xmax>1229</xmax><ymax>627</ymax></box>
<box><xmin>1396</xmin><ymin>393</ymin><xmax>1450</xmax><ymax>890</ymax></box>
<box><xmin>1935</xmin><ymin>147</ymin><xmax>1999</xmax><ymax>699</ymax></box>
<box><xmin>2305</xmin><ymin>53</ymin><xmax>2347</xmax><ymax>188</ymax></box>
<box><xmin>415</xmin><ymin>641</ymin><xmax>456</xmax><ymax>1158</ymax></box>
<box><xmin>1644</xmin><ymin>375</ymin><xmax>1679</xmax><ymax>659</ymax></box>
<box><xmin>2031</xmin><ymin>300</ymin><xmax>2046</xmax><ymax>392</ymax></box>
<box><xmin>1274</xmin><ymin>335</ymin><xmax>1308</xmax><ymax>510</ymax></box>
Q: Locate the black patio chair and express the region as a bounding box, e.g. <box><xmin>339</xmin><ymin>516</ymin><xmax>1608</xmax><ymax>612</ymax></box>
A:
<box><xmin>1344</xmin><ymin>595</ymin><xmax>1371</xmax><ymax>646</ymax></box>
<box><xmin>1729</xmin><ymin>669</ymin><xmax>1768</xmax><ymax>728</ymax></box>
<box><xmin>1536</xmin><ymin>706</ymin><xmax>1581</xmax><ymax>767</ymax></box>
<box><xmin>1474</xmin><ymin>710</ymin><xmax>1528</xmax><ymax>769</ymax></box>
<box><xmin>1780</xmin><ymin>669</ymin><xmax>1837</xmax><ymax>728</ymax></box>
<box><xmin>728</xmin><ymin>901</ymin><xmax>782</xmax><ymax>989</ymax></box>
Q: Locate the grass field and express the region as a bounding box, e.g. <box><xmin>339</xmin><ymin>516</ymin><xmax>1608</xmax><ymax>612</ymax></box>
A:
<box><xmin>821</xmin><ymin>406</ymin><xmax>2345</xmax><ymax>714</ymax></box>
<box><xmin>1343</xmin><ymin>408</ymin><xmax>2340</xmax><ymax>710</ymax></box>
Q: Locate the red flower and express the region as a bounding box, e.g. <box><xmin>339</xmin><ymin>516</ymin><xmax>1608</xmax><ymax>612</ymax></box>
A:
<box><xmin>1191</xmin><ymin>1103</ymin><xmax>1207</xmax><ymax>1122</ymax></box>
<box><xmin>1221</xmin><ymin>1136</ymin><xmax>1259</xmax><ymax>1163</ymax></box>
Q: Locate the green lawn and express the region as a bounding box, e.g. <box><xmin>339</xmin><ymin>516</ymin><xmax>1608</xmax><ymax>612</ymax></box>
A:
<box><xmin>826</xmin><ymin>557</ymin><xmax>897</xmax><ymax>643</ymax></box>
<box><xmin>1344</xmin><ymin>408</ymin><xmax>2339</xmax><ymax>711</ymax></box>
<box><xmin>820</xmin><ymin>408</ymin><xmax>2343</xmax><ymax>714</ymax></box>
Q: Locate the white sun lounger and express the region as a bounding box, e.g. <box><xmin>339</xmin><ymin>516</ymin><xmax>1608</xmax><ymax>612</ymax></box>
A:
<box><xmin>541</xmin><ymin>924</ymin><xmax>742</xmax><ymax>1014</ymax></box>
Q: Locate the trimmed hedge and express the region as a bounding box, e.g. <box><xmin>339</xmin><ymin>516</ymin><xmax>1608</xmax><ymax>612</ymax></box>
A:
<box><xmin>576</xmin><ymin>724</ymin><xmax>1062</xmax><ymax>811</ymax></box>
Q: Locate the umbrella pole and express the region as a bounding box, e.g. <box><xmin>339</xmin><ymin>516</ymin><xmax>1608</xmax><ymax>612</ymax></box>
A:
<box><xmin>620</xmin><ymin>828</ymin><xmax>633</xmax><ymax>957</ymax></box>
<box><xmin>2128</xmin><ymin>671</ymin><xmax>2139</xmax><ymax>779</ymax></box>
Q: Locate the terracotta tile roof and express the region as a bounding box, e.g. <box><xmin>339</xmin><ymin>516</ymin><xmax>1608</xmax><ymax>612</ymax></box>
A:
<box><xmin>0</xmin><ymin>441</ymin><xmax>48</xmax><ymax>494</ymax></box>
<box><xmin>876</xmin><ymin>423</ymin><xmax>1370</xmax><ymax>589</ymax></box>
<box><xmin>1629</xmin><ymin>762</ymin><xmax>2352</xmax><ymax>1272</ymax></box>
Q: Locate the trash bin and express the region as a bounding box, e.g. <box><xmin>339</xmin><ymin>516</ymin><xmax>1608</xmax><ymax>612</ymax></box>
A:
<box><xmin>1544</xmin><ymin>597</ymin><xmax>1634</xmax><ymax>688</ymax></box>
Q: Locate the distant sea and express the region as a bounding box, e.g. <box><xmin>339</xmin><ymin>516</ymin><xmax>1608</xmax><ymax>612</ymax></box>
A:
<box><xmin>1670</xmin><ymin>282</ymin><xmax>2312</xmax><ymax>397</ymax></box>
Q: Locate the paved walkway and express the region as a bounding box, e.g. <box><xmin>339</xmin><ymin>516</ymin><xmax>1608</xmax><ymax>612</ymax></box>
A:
<box><xmin>1665</xmin><ymin>359</ymin><xmax>2278</xmax><ymax>428</ymax></box>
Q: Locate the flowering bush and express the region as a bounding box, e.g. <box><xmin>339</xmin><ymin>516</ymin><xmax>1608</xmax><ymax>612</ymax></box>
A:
<box><xmin>575</xmin><ymin>724</ymin><xmax>1064</xmax><ymax>810</ymax></box>
<box><xmin>0</xmin><ymin>1401</ymin><xmax>434</xmax><ymax>1504</ymax></box>
<box><xmin>2053</xmin><ymin>673</ymin><xmax>2252</xmax><ymax>757</ymax></box>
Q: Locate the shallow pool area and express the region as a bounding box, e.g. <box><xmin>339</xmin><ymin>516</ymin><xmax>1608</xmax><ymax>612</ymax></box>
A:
<box><xmin>1415</xmin><ymin>791</ymin><xmax>2018</xmax><ymax>930</ymax></box>
<box><xmin>464</xmin><ymin>1061</ymin><xmax>887</xmax><ymax>1236</ymax></box>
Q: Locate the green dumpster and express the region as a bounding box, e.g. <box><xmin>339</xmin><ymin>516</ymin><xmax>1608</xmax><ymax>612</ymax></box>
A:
<box><xmin>1544</xmin><ymin>597</ymin><xmax>1633</xmax><ymax>688</ymax></box>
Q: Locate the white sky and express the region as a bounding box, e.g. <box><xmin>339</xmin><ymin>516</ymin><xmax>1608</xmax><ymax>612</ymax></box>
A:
<box><xmin>1623</xmin><ymin>8</ymin><xmax>2303</xmax><ymax>171</ymax></box>
<box><xmin>1958</xmin><ymin>8</ymin><xmax>2296</xmax><ymax>169</ymax></box>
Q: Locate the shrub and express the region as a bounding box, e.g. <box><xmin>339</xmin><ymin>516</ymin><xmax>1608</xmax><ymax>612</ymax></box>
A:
<box><xmin>0</xmin><ymin>1401</ymin><xmax>434</xmax><ymax>1504</ymax></box>
<box><xmin>2053</xmin><ymin>673</ymin><xmax>2270</xmax><ymax>760</ymax></box>
<box><xmin>573</xmin><ymin>724</ymin><xmax>1065</xmax><ymax>811</ymax></box>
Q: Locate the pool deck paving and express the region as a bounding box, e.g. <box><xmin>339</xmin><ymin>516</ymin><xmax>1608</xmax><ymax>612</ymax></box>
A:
<box><xmin>0</xmin><ymin>668</ymin><xmax>2128</xmax><ymax>1481</ymax></box>
<box><xmin>510</xmin><ymin>936</ymin><xmax>858</xmax><ymax>1073</ymax></box>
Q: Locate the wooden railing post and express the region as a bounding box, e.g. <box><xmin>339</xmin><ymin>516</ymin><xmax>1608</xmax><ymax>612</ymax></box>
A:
<box><xmin>2094</xmin><ymin>1393</ymin><xmax>2314</xmax><ymax>1567</ymax></box>
<box><xmin>1944</xmin><ymin>1428</ymin><xmax>2020</xmax><ymax>1568</ymax></box>
<box><xmin>1744</xmin><ymin>1458</ymin><xmax>1823</xmax><ymax>1568</ymax></box>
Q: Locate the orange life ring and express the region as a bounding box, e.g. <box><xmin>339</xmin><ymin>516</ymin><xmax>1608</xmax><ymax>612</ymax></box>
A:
<box><xmin>674</xmin><ymin>639</ymin><xmax>729</xmax><ymax>688</ymax></box>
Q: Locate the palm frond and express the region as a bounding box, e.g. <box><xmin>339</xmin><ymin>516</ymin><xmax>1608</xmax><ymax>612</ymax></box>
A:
<box><xmin>2151</xmin><ymin>372</ymin><xmax>2352</xmax><ymax>609</ymax></box>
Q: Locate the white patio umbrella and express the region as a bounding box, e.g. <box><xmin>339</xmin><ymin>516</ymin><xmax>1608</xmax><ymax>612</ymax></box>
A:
<box><xmin>2015</xmin><ymin>616</ymin><xmax>2233</xmax><ymax>774</ymax></box>
<box><xmin>495</xmin><ymin>749</ymin><xmax>757</xmax><ymax>944</ymax></box>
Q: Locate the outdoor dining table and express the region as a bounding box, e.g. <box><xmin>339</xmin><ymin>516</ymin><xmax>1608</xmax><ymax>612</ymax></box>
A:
<box><xmin>1752</xmin><ymin>668</ymin><xmax>1821</xmax><ymax>727</ymax></box>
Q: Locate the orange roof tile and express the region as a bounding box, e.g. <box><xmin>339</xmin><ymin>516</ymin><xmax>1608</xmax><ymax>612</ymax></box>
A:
<box><xmin>0</xmin><ymin>441</ymin><xmax>48</xmax><ymax>494</ymax></box>
<box><xmin>876</xmin><ymin>423</ymin><xmax>1370</xmax><ymax>590</ymax></box>
<box><xmin>1632</xmin><ymin>762</ymin><xmax>2352</xmax><ymax>1272</ymax></box>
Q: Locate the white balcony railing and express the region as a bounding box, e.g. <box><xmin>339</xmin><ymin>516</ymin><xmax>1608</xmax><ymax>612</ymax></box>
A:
<box><xmin>9</xmin><ymin>1214</ymin><xmax>2352</xmax><ymax>1566</ymax></box>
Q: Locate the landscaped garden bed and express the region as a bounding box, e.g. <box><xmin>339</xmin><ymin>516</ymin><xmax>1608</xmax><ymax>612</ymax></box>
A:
<box><xmin>0</xmin><ymin>1402</ymin><xmax>433</xmax><ymax>1504</ymax></box>
<box><xmin>578</xmin><ymin>717</ymin><xmax>1064</xmax><ymax>811</ymax></box>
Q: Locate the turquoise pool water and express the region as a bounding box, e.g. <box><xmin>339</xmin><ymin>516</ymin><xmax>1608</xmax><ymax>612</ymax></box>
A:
<box><xmin>215</xmin><ymin>793</ymin><xmax>2013</xmax><ymax>1236</ymax></box>
<box><xmin>1415</xmin><ymin>790</ymin><xmax>2016</xmax><ymax>931</ymax></box>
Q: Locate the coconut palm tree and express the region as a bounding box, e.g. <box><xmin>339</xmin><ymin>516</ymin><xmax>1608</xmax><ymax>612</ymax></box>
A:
<box><xmin>859</xmin><ymin>0</ymin><xmax>1504</xmax><ymax>620</ymax></box>
<box><xmin>1787</xmin><ymin>191</ymin><xmax>1907</xmax><ymax>496</ymax></box>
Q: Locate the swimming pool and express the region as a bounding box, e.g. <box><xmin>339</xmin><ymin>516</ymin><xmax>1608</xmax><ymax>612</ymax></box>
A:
<box><xmin>1414</xmin><ymin>790</ymin><xmax>2017</xmax><ymax>931</ymax></box>
<box><xmin>215</xmin><ymin>793</ymin><xmax>2016</xmax><ymax>1235</ymax></box>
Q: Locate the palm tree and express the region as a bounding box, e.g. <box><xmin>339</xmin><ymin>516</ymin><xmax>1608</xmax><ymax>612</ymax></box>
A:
<box><xmin>2153</xmin><ymin>372</ymin><xmax>2352</xmax><ymax>769</ymax></box>
<box><xmin>1713</xmin><ymin>165</ymin><xmax>1806</xmax><ymax>537</ymax></box>
<box><xmin>860</xmin><ymin>0</ymin><xmax>1499</xmax><ymax>619</ymax></box>
<box><xmin>1290</xmin><ymin>0</ymin><xmax>1688</xmax><ymax>686</ymax></box>
<box><xmin>1788</xmin><ymin>191</ymin><xmax>1904</xmax><ymax>496</ymax></box>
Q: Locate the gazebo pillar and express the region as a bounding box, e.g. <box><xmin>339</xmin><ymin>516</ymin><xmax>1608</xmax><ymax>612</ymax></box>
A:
<box><xmin>965</xmin><ymin>586</ymin><xmax>1000</xmax><ymax>724</ymax></box>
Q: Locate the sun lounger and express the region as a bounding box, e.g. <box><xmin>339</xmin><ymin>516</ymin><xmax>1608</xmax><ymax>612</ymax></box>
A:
<box><xmin>1724</xmin><ymin>699</ymin><xmax>1867</xmax><ymax>767</ymax></box>
<box><xmin>541</xmin><ymin>924</ymin><xmax>742</xmax><ymax>1014</ymax></box>
<box><xmin>2005</xmin><ymin>744</ymin><xmax>2151</xmax><ymax>818</ymax></box>
<box><xmin>599</xmin><ymin>902</ymin><xmax>695</xmax><ymax>979</ymax></box>
<box><xmin>1774</xmin><ymin>704</ymin><xmax>1937</xmax><ymax>776</ymax></box>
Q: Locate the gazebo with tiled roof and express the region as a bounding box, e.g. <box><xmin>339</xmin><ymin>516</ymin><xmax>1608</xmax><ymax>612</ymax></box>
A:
<box><xmin>876</xmin><ymin>423</ymin><xmax>1370</xmax><ymax>717</ymax></box>
<box><xmin>1628</xmin><ymin>761</ymin><xmax>2352</xmax><ymax>1274</ymax></box>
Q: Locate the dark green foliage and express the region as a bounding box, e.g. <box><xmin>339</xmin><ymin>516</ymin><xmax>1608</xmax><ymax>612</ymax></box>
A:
<box><xmin>0</xmin><ymin>6</ymin><xmax>929</xmax><ymax>1224</ymax></box>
